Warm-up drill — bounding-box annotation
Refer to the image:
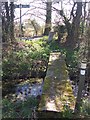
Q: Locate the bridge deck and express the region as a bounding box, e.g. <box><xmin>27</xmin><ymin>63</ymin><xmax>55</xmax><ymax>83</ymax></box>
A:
<box><xmin>38</xmin><ymin>52</ymin><xmax>75</xmax><ymax>112</ymax></box>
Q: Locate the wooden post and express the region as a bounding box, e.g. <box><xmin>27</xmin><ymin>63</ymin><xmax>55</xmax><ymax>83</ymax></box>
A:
<box><xmin>74</xmin><ymin>73</ymin><xmax>85</xmax><ymax>113</ymax></box>
<box><xmin>74</xmin><ymin>62</ymin><xmax>87</xmax><ymax>113</ymax></box>
<box><xmin>0</xmin><ymin>2</ymin><xmax>2</xmax><ymax>120</ymax></box>
<box><xmin>48</xmin><ymin>31</ymin><xmax>55</xmax><ymax>42</ymax></box>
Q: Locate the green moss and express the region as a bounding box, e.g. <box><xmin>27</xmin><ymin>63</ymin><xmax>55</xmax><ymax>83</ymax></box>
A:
<box><xmin>66</xmin><ymin>87</ymin><xmax>72</xmax><ymax>92</ymax></box>
<box><xmin>55</xmin><ymin>68</ymin><xmax>60</xmax><ymax>75</ymax></box>
<box><xmin>39</xmin><ymin>52</ymin><xmax>75</xmax><ymax>112</ymax></box>
<box><xmin>43</xmin><ymin>77</ymin><xmax>50</xmax><ymax>93</ymax></box>
<box><xmin>38</xmin><ymin>94</ymin><xmax>47</xmax><ymax>110</ymax></box>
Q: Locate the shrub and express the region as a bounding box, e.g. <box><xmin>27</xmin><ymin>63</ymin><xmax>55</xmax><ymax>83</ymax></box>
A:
<box><xmin>80</xmin><ymin>98</ymin><xmax>90</xmax><ymax>116</ymax></box>
<box><xmin>62</xmin><ymin>104</ymin><xmax>73</xmax><ymax>118</ymax></box>
<box><xmin>2</xmin><ymin>38</ymin><xmax>50</xmax><ymax>79</ymax></box>
<box><xmin>2</xmin><ymin>97</ymin><xmax>39</xmax><ymax>118</ymax></box>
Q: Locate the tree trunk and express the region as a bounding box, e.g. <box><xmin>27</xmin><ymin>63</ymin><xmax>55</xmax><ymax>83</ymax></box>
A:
<box><xmin>65</xmin><ymin>2</ymin><xmax>82</xmax><ymax>49</ymax></box>
<box><xmin>10</xmin><ymin>2</ymin><xmax>15</xmax><ymax>43</ymax></box>
<box><xmin>72</xmin><ymin>2</ymin><xmax>82</xmax><ymax>44</ymax></box>
<box><xmin>87</xmin><ymin>9</ymin><xmax>90</xmax><ymax>94</ymax></box>
<box><xmin>5</xmin><ymin>2</ymin><xmax>10</xmax><ymax>42</ymax></box>
<box><xmin>2</xmin><ymin>15</ymin><xmax>6</xmax><ymax>42</ymax></box>
<box><xmin>43</xmin><ymin>0</ymin><xmax>52</xmax><ymax>36</ymax></box>
<box><xmin>48</xmin><ymin>31</ymin><xmax>55</xmax><ymax>42</ymax></box>
<box><xmin>58</xmin><ymin>32</ymin><xmax>61</xmax><ymax>43</ymax></box>
<box><xmin>81</xmin><ymin>2</ymin><xmax>86</xmax><ymax>36</ymax></box>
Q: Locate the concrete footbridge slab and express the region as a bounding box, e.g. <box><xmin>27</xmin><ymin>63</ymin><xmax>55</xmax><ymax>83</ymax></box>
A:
<box><xmin>38</xmin><ymin>52</ymin><xmax>75</xmax><ymax>112</ymax></box>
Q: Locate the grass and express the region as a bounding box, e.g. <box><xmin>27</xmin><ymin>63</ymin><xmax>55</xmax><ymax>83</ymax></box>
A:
<box><xmin>2</xmin><ymin>97</ymin><xmax>39</xmax><ymax>118</ymax></box>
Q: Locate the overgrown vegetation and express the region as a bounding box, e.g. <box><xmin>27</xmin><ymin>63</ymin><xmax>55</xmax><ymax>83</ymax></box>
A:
<box><xmin>2</xmin><ymin>37</ymin><xmax>80</xmax><ymax>118</ymax></box>
<box><xmin>3</xmin><ymin>37</ymin><xmax>79</xmax><ymax>81</ymax></box>
<box><xmin>2</xmin><ymin>34</ymin><xmax>89</xmax><ymax>119</ymax></box>
<box><xmin>2</xmin><ymin>97</ymin><xmax>39</xmax><ymax>118</ymax></box>
<box><xmin>80</xmin><ymin>98</ymin><xmax>90</xmax><ymax>116</ymax></box>
<box><xmin>2</xmin><ymin>37</ymin><xmax>50</xmax><ymax>80</ymax></box>
<box><xmin>1</xmin><ymin>0</ymin><xmax>90</xmax><ymax>119</ymax></box>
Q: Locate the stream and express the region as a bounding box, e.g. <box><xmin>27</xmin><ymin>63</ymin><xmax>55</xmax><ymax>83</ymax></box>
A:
<box><xmin>15</xmin><ymin>79</ymin><xmax>44</xmax><ymax>101</ymax></box>
<box><xmin>15</xmin><ymin>78</ymin><xmax>89</xmax><ymax>102</ymax></box>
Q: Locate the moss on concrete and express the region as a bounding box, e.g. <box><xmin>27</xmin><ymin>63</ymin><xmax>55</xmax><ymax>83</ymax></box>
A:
<box><xmin>38</xmin><ymin>94</ymin><xmax>47</xmax><ymax>110</ymax></box>
<box><xmin>43</xmin><ymin>77</ymin><xmax>51</xmax><ymax>93</ymax></box>
<box><xmin>38</xmin><ymin>52</ymin><xmax>75</xmax><ymax>112</ymax></box>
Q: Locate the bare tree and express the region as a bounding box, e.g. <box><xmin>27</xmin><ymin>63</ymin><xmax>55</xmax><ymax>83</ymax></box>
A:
<box><xmin>31</xmin><ymin>19</ymin><xmax>41</xmax><ymax>36</ymax></box>
<box><xmin>2</xmin><ymin>2</ymin><xmax>15</xmax><ymax>43</ymax></box>
<box><xmin>5</xmin><ymin>2</ymin><xmax>10</xmax><ymax>42</ymax></box>
<box><xmin>71</xmin><ymin>2</ymin><xmax>82</xmax><ymax>47</ymax></box>
<box><xmin>86</xmin><ymin>7</ymin><xmax>90</xmax><ymax>95</ymax></box>
<box><xmin>58</xmin><ymin>1</ymin><xmax>82</xmax><ymax>49</ymax></box>
<box><xmin>10</xmin><ymin>2</ymin><xmax>14</xmax><ymax>42</ymax></box>
<box><xmin>43</xmin><ymin>0</ymin><xmax>52</xmax><ymax>35</ymax></box>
